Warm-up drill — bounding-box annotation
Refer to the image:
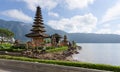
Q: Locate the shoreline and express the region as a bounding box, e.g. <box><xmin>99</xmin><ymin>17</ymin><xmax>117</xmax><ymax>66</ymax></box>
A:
<box><xmin>0</xmin><ymin>51</ymin><xmax>76</xmax><ymax>61</ymax></box>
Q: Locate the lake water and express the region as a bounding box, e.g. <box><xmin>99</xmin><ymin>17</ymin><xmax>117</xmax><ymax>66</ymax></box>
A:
<box><xmin>72</xmin><ymin>43</ymin><xmax>120</xmax><ymax>66</ymax></box>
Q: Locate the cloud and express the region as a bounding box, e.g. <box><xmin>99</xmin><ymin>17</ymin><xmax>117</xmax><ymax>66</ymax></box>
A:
<box><xmin>16</xmin><ymin>0</ymin><xmax>95</xmax><ymax>11</ymax></box>
<box><xmin>1</xmin><ymin>9</ymin><xmax>32</xmax><ymax>22</ymax></box>
<box><xmin>114</xmin><ymin>30</ymin><xmax>120</xmax><ymax>35</ymax></box>
<box><xmin>102</xmin><ymin>24</ymin><xmax>110</xmax><ymax>28</ymax></box>
<box><xmin>101</xmin><ymin>1</ymin><xmax>120</xmax><ymax>23</ymax></box>
<box><xmin>95</xmin><ymin>28</ymin><xmax>112</xmax><ymax>34</ymax></box>
<box><xmin>98</xmin><ymin>0</ymin><xmax>120</xmax><ymax>34</ymax></box>
<box><xmin>17</xmin><ymin>0</ymin><xmax>58</xmax><ymax>11</ymax></box>
<box><xmin>94</xmin><ymin>23</ymin><xmax>120</xmax><ymax>35</ymax></box>
<box><xmin>65</xmin><ymin>0</ymin><xmax>94</xmax><ymax>10</ymax></box>
<box><xmin>95</xmin><ymin>28</ymin><xmax>120</xmax><ymax>35</ymax></box>
<box><xmin>48</xmin><ymin>13</ymin><xmax>97</xmax><ymax>33</ymax></box>
<box><xmin>48</xmin><ymin>12</ymin><xmax>59</xmax><ymax>18</ymax></box>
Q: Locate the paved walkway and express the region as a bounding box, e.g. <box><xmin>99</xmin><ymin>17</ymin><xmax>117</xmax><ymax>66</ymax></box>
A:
<box><xmin>0</xmin><ymin>59</ymin><xmax>111</xmax><ymax>72</ymax></box>
<box><xmin>0</xmin><ymin>67</ymin><xmax>23</xmax><ymax>72</ymax></box>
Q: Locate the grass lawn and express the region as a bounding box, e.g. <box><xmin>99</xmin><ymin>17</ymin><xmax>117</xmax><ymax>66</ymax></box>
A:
<box><xmin>0</xmin><ymin>43</ymin><xmax>68</xmax><ymax>52</ymax></box>
<box><xmin>46</xmin><ymin>46</ymin><xmax>68</xmax><ymax>53</ymax></box>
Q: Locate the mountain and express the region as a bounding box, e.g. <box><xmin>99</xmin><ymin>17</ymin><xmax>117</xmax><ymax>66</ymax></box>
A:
<box><xmin>0</xmin><ymin>19</ymin><xmax>30</xmax><ymax>41</ymax></box>
<box><xmin>0</xmin><ymin>19</ymin><xmax>120</xmax><ymax>43</ymax></box>
<box><xmin>0</xmin><ymin>19</ymin><xmax>67</xmax><ymax>42</ymax></box>
<box><xmin>67</xmin><ymin>33</ymin><xmax>120</xmax><ymax>43</ymax></box>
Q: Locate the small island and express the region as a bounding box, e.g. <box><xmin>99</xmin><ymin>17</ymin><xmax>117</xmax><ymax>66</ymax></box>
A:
<box><xmin>0</xmin><ymin>6</ymin><xmax>81</xmax><ymax>61</ymax></box>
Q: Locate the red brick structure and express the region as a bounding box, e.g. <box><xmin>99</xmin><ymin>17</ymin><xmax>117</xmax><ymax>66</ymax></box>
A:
<box><xmin>61</xmin><ymin>35</ymin><xmax>69</xmax><ymax>46</ymax></box>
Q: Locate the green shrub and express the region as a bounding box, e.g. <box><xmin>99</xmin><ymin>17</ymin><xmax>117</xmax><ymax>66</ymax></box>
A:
<box><xmin>11</xmin><ymin>44</ymin><xmax>26</xmax><ymax>49</ymax></box>
<box><xmin>0</xmin><ymin>43</ymin><xmax>12</xmax><ymax>48</ymax></box>
<box><xmin>0</xmin><ymin>44</ymin><xmax>25</xmax><ymax>52</ymax></box>
<box><xmin>0</xmin><ymin>48</ymin><xmax>24</xmax><ymax>52</ymax></box>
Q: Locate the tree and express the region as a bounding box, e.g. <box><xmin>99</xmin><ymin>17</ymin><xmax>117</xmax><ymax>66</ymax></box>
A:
<box><xmin>0</xmin><ymin>28</ymin><xmax>14</xmax><ymax>44</ymax></box>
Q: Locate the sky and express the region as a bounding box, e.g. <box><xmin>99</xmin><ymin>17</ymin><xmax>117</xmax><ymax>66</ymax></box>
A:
<box><xmin>0</xmin><ymin>0</ymin><xmax>120</xmax><ymax>34</ymax></box>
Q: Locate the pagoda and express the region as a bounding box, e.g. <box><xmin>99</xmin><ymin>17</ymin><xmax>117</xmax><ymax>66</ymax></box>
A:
<box><xmin>25</xmin><ymin>6</ymin><xmax>48</xmax><ymax>47</ymax></box>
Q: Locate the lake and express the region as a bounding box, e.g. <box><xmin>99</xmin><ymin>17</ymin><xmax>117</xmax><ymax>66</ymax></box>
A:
<box><xmin>72</xmin><ymin>43</ymin><xmax>120</xmax><ymax>66</ymax></box>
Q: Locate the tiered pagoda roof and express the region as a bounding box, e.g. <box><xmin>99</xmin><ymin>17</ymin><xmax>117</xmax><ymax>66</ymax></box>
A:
<box><xmin>25</xmin><ymin>6</ymin><xmax>48</xmax><ymax>38</ymax></box>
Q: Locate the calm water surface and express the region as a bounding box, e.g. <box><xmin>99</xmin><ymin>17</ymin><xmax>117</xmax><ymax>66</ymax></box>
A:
<box><xmin>73</xmin><ymin>43</ymin><xmax>120</xmax><ymax>66</ymax></box>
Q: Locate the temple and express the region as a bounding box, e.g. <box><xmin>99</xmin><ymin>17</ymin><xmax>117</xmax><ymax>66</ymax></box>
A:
<box><xmin>25</xmin><ymin>6</ymin><xmax>48</xmax><ymax>47</ymax></box>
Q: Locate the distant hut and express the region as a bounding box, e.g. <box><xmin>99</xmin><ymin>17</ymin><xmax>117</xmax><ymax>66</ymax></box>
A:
<box><xmin>51</xmin><ymin>33</ymin><xmax>62</xmax><ymax>47</ymax></box>
<box><xmin>25</xmin><ymin>6</ymin><xmax>49</xmax><ymax>47</ymax></box>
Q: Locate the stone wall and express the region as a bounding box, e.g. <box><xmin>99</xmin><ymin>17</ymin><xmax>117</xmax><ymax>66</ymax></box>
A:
<box><xmin>0</xmin><ymin>59</ymin><xmax>111</xmax><ymax>72</ymax></box>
